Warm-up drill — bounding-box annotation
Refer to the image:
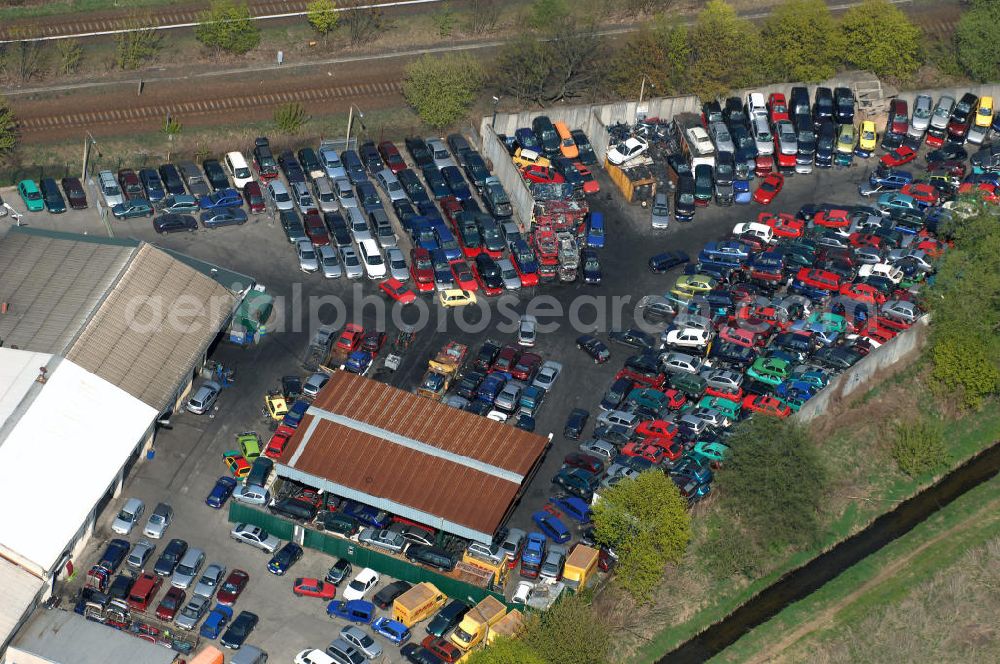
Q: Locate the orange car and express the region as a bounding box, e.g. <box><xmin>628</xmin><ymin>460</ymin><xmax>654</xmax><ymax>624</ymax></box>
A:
<box><xmin>555</xmin><ymin>121</ymin><xmax>578</xmax><ymax>159</ymax></box>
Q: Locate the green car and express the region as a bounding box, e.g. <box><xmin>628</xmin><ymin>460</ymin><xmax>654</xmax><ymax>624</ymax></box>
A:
<box><xmin>17</xmin><ymin>179</ymin><xmax>45</xmax><ymax>212</ymax></box>
<box><xmin>112</xmin><ymin>198</ymin><xmax>154</xmax><ymax>219</ymax></box>
<box><xmin>669</xmin><ymin>372</ymin><xmax>707</xmax><ymax>399</ymax></box>
<box><xmin>692</xmin><ymin>440</ymin><xmax>730</xmax><ymax>465</ymax></box>
<box><xmin>696</xmin><ymin>396</ymin><xmax>741</xmax><ymax>422</ymax></box>
<box><xmin>237</xmin><ymin>432</ymin><xmax>262</xmax><ymax>462</ymax></box>
<box><xmin>747</xmin><ymin>356</ymin><xmax>790</xmax><ymax>386</ymax></box>
<box><xmin>627</xmin><ymin>387</ymin><xmax>669</xmax><ymax>413</ymax></box>
<box><xmin>807</xmin><ymin>311</ymin><xmax>847</xmax><ymax>334</ymax></box>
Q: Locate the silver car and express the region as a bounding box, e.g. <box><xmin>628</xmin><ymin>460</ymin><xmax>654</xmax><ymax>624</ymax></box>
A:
<box><xmin>314</xmin><ymin>176</ymin><xmax>339</xmax><ymax>213</ymax></box>
<box><xmin>375</xmin><ymin>169</ymin><xmax>409</xmax><ymax>204</ymax></box>
<box><xmin>230</xmin><ymin>523</ymin><xmax>281</xmax><ymax>553</ymax></box>
<box><xmin>466</xmin><ymin>541</ymin><xmax>505</xmax><ymax>566</ymax></box>
<box><xmin>341</xmin><ymin>246</ymin><xmax>363</xmax><ymax>279</ymax></box>
<box><xmin>702</xmin><ymin>368</ymin><xmax>743</xmax><ymax>392</ymax></box>
<box><xmin>662</xmin><ymin>351</ymin><xmax>703</xmax><ymax>374</ymax></box>
<box><xmin>579</xmin><ymin>438</ymin><xmax>616</xmax><ymax>460</ymax></box>
<box><xmin>651</xmin><ymin>192</ymin><xmax>670</xmax><ymax>229</ymax></box>
<box><xmin>317</xmin><ymin>245</ymin><xmax>342</xmax><ymax>278</ymax></box>
<box><xmin>297</xmin><ymin>239</ymin><xmax>319</xmax><ymax>273</ymax></box>
<box><xmin>386</xmin><ymin>247</ymin><xmax>409</xmax><ymax>281</ymax></box>
<box><xmin>112</xmin><ymin>497</ymin><xmax>145</xmax><ymax>535</ymax></box>
<box><xmin>193</xmin><ymin>563</ymin><xmax>227</xmax><ymax>599</ymax></box>
<box><xmin>533</xmin><ymin>360</ymin><xmax>562</xmax><ymax>391</ymax></box>
<box><xmin>302</xmin><ymin>371</ymin><xmax>330</xmax><ymax>398</ymax></box>
<box><xmin>539</xmin><ymin>544</ymin><xmax>567</xmax><ymax>582</ymax></box>
<box><xmin>497</xmin><ymin>258</ymin><xmax>521</xmax><ymax>291</ymax></box>
<box><xmin>320</xmin><ymin>148</ymin><xmax>348</xmax><ymax>179</ymax></box>
<box><xmin>98</xmin><ymin>170</ymin><xmax>125</xmax><ymax>207</ymax></box>
<box><xmin>233</xmin><ymin>483</ymin><xmax>270</xmax><ymax>506</ymax></box>
<box><xmin>267</xmin><ymin>180</ymin><xmax>293</xmax><ymax>211</ymax></box>
<box><xmin>126</xmin><ymin>539</ymin><xmax>156</xmax><ymax>571</ymax></box>
<box><xmin>518</xmin><ymin>314</ymin><xmax>537</xmax><ymax>346</ymax></box>
<box><xmin>143</xmin><ymin>502</ymin><xmax>173</xmax><ymax>539</ymax></box>
<box><xmin>291</xmin><ymin>181</ymin><xmax>316</xmax><ymax>214</ymax></box>
<box><xmin>175</xmin><ymin>595</ymin><xmax>210</xmax><ymax>630</ymax></box>
<box><xmin>930</xmin><ymin>95</ymin><xmax>955</xmax><ymax>131</ymax></box>
<box><xmin>910</xmin><ymin>94</ymin><xmax>933</xmax><ymax>136</ymax></box>
<box><xmin>752</xmin><ymin>115</ymin><xmax>774</xmax><ymax>156</ymax></box>
<box><xmin>427</xmin><ymin>137</ymin><xmax>456</xmax><ymax>169</ymax></box>
<box><xmin>358</xmin><ymin>527</ymin><xmax>406</xmax><ymax>554</ymax></box>
<box><xmin>334</xmin><ymin>177</ymin><xmax>358</xmax><ymax>210</ymax></box>
<box><xmin>494</xmin><ymin>382</ymin><xmax>524</xmax><ymax>413</ymax></box>
<box><xmin>775</xmin><ymin>120</ymin><xmax>797</xmax><ymax>155</ymax></box>
<box><xmin>339</xmin><ymin>625</ymin><xmax>383</xmax><ymax>659</ymax></box>
<box><xmin>709</xmin><ymin>122</ymin><xmax>735</xmax><ymax>153</ymax></box>
<box><xmin>171</xmin><ymin>548</ymin><xmax>205</xmax><ymax>589</ymax></box>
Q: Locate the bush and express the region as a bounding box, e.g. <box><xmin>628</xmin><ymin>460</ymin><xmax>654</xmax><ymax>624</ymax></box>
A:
<box><xmin>196</xmin><ymin>0</ymin><xmax>260</xmax><ymax>55</ymax></box>
<box><xmin>839</xmin><ymin>0</ymin><xmax>922</xmax><ymax>80</ymax></box>
<box><xmin>403</xmin><ymin>53</ymin><xmax>484</xmax><ymax>128</ymax></box>
<box><xmin>955</xmin><ymin>0</ymin><xmax>1000</xmax><ymax>82</ymax></box>
<box><xmin>891</xmin><ymin>417</ymin><xmax>946</xmax><ymax>477</ymax></box>
<box><xmin>273</xmin><ymin>102</ymin><xmax>310</xmax><ymax>133</ymax></box>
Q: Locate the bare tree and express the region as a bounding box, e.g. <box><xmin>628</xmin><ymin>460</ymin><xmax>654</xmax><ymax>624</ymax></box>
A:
<box><xmin>342</xmin><ymin>1</ymin><xmax>385</xmax><ymax>47</ymax></box>
<box><xmin>3</xmin><ymin>26</ymin><xmax>46</xmax><ymax>83</ymax></box>
<box><xmin>115</xmin><ymin>15</ymin><xmax>164</xmax><ymax>70</ymax></box>
<box><xmin>466</xmin><ymin>0</ymin><xmax>502</xmax><ymax>35</ymax></box>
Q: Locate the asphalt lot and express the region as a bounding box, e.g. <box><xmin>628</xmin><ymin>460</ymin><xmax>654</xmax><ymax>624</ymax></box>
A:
<box><xmin>0</xmin><ymin>150</ymin><xmax>874</xmax><ymax>661</ymax></box>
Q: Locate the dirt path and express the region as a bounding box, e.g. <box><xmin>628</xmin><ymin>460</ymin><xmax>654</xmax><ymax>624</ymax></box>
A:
<box><xmin>745</xmin><ymin>494</ymin><xmax>1000</xmax><ymax>664</ymax></box>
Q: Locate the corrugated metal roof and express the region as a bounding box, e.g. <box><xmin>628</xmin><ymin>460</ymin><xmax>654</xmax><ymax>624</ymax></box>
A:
<box><xmin>0</xmin><ymin>559</ymin><xmax>43</xmax><ymax>653</ymax></box>
<box><xmin>66</xmin><ymin>244</ymin><xmax>238</xmax><ymax>411</ymax></box>
<box><xmin>279</xmin><ymin>371</ymin><xmax>550</xmax><ymax>539</ymax></box>
<box><xmin>0</xmin><ymin>228</ymin><xmax>134</xmax><ymax>353</ymax></box>
<box><xmin>10</xmin><ymin>609</ymin><xmax>177</xmax><ymax>664</ymax></box>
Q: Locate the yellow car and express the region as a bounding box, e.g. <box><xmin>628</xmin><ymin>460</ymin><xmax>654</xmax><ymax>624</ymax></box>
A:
<box><xmin>671</xmin><ymin>274</ymin><xmax>716</xmax><ymax>299</ymax></box>
<box><xmin>836</xmin><ymin>124</ymin><xmax>857</xmax><ymax>155</ymax></box>
<box><xmin>438</xmin><ymin>288</ymin><xmax>477</xmax><ymax>308</ymax></box>
<box><xmin>512</xmin><ymin>148</ymin><xmax>551</xmax><ymax>170</ymax></box>
<box><xmin>263</xmin><ymin>391</ymin><xmax>288</xmax><ymax>421</ymax></box>
<box><xmin>858</xmin><ymin>121</ymin><xmax>878</xmax><ymax>152</ymax></box>
<box><xmin>975</xmin><ymin>96</ymin><xmax>993</xmax><ymax>128</ymax></box>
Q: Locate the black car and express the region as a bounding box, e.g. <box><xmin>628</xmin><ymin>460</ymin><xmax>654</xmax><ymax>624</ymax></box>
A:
<box><xmin>463</xmin><ymin>151</ymin><xmax>490</xmax><ymax>191</ymax></box>
<box><xmin>297</xmin><ymin>147</ymin><xmax>322</xmax><ymax>180</ymax></box>
<box><xmin>405</xmin><ymin>137</ymin><xmax>434</xmax><ymax>169</ymax></box>
<box><xmin>281</xmin><ymin>375</ymin><xmax>302</xmax><ymax>399</ymax></box>
<box><xmin>708</xmin><ymin>341</ymin><xmax>757</xmax><ymax>368</ymax></box>
<box><xmin>108</xmin><ymin>572</ymin><xmax>134</xmax><ymax>601</ymax></box>
<box><xmin>373</xmin><ymin>580</ymin><xmax>412</xmax><ymax>610</ymax></box>
<box><xmin>474</xmin><ymin>253</ymin><xmax>504</xmax><ymax>291</ymax></box>
<box><xmin>323</xmin><ymin>211</ymin><xmax>352</xmax><ymax>247</ymax></box>
<box><xmin>723</xmin><ymin>96</ymin><xmax>747</xmax><ymax>126</ymax></box>
<box><xmin>325</xmin><ymin>559</ymin><xmax>352</xmax><ymax>585</ymax></box>
<box><xmin>833</xmin><ymin>87</ymin><xmax>855</xmax><ymax>125</ymax></box>
<box><xmin>812</xmin><ymin>86</ymin><xmax>834</xmax><ymax>129</ymax></box>
<box><xmin>571</xmin><ymin>129</ymin><xmax>597</xmax><ymax>165</ymax></box>
<box><xmin>398</xmin><ymin>169</ymin><xmax>430</xmax><ymax>204</ymax></box>
<box><xmin>447</xmin><ymin>133</ymin><xmax>473</xmax><ymax>164</ymax></box>
<box><xmin>200</xmin><ymin>207</ymin><xmax>248</xmax><ymax>228</ymax></box>
<box><xmin>608</xmin><ymin>327</ymin><xmax>655</xmax><ymax>351</ymax></box>
<box><xmin>405</xmin><ymin>545</ymin><xmax>456</xmax><ymax>572</ymax></box>
<box><xmin>564</xmin><ymin>408</ymin><xmax>590</xmax><ymax>440</ymax></box>
<box><xmin>532</xmin><ymin>115</ymin><xmax>560</xmax><ymax>155</ymax></box>
<box><xmin>581</xmin><ymin>247</ymin><xmax>602</xmax><ymax>284</ymax></box>
<box><xmin>600</xmin><ymin>377</ymin><xmax>633</xmax><ymax>411</ymax></box>
<box><xmin>99</xmin><ymin>538</ymin><xmax>131</xmax><ymax>573</ymax></box>
<box><xmin>280</xmin><ymin>209</ymin><xmax>306</xmax><ymax>242</ymax></box>
<box><xmin>153</xmin><ymin>213</ymin><xmax>198</xmax><ymax>233</ymax></box>
<box><xmin>220</xmin><ymin>610</ymin><xmax>259</xmax><ymax>649</ymax></box>
<box><xmin>139</xmin><ymin>167</ymin><xmax>166</xmax><ymax>202</ymax></box>
<box><xmin>153</xmin><ymin>538</ymin><xmax>188</xmax><ymax>576</ymax></box>
<box><xmin>815</xmin><ymin>119</ymin><xmax>836</xmax><ymax>167</ymax></box>
<box><xmin>455</xmin><ymin>371</ymin><xmax>485</xmax><ymax>400</ymax></box>
<box><xmin>159</xmin><ymin>163</ymin><xmax>187</xmax><ymax>195</ymax></box>
<box><xmin>253</xmin><ymin>138</ymin><xmax>280</xmax><ymax>179</ymax></box>
<box><xmin>359</xmin><ymin>141</ymin><xmax>384</xmax><ymax>175</ymax></box>
<box><xmin>813</xmin><ymin>346</ymin><xmax>863</xmax><ymax>370</ymax></box>
<box><xmin>202</xmin><ymin>159</ymin><xmax>230</xmax><ymax>191</ymax></box>
<box><xmin>39</xmin><ymin>177</ymin><xmax>66</xmax><ymax>213</ymax></box>
<box><xmin>426</xmin><ymin>600</ymin><xmax>470</xmax><ymax>638</ymax></box>
<box><xmin>674</xmin><ymin>175</ymin><xmax>696</xmax><ymax>221</ymax></box>
<box><xmin>278</xmin><ymin>150</ymin><xmax>306</xmax><ymax>184</ymax></box>
<box><xmin>401</xmin><ymin>644</ymin><xmax>445</xmax><ymax>664</ymax></box>
<box><xmin>929</xmin><ymin>144</ymin><xmax>969</xmax><ymax>165</ymax></box>
<box><xmin>473</xmin><ymin>340</ymin><xmax>502</xmax><ymax>372</ymax></box>
<box><xmin>267</xmin><ymin>542</ymin><xmax>303</xmax><ymax>576</ymax></box>
<box><xmin>61</xmin><ymin>177</ymin><xmax>88</xmax><ymax>209</ymax></box>
<box><xmin>576</xmin><ymin>334</ymin><xmax>610</xmax><ymax>363</ymax></box>
<box><xmin>649</xmin><ymin>250</ymin><xmax>691</xmax><ymax>273</ymax></box>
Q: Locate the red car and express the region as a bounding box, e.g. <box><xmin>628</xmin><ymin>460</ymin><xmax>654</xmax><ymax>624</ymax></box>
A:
<box><xmin>126</xmin><ymin>572</ymin><xmax>162</xmax><ymax>612</ymax></box>
<box><xmin>718</xmin><ymin>324</ymin><xmax>768</xmax><ymax>349</ymax></box>
<box><xmin>634</xmin><ymin>419</ymin><xmax>678</xmax><ymax>441</ymax></box>
<box><xmin>658</xmin><ymin>440</ymin><xmax>685</xmax><ymax>463</ymax></box>
<box><xmin>522</xmin><ymin>164</ymin><xmax>565</xmax><ymax>184</ymax></box>
<box><xmin>410</xmin><ymin>247</ymin><xmax>435</xmax><ymax>292</ymax></box>
<box><xmin>335</xmin><ymin>323</ymin><xmax>364</xmax><ymax>353</ymax></box>
<box><xmin>510</xmin><ymin>352</ymin><xmax>543</xmax><ymax>381</ymax></box>
<box><xmin>293</xmin><ymin>577</ymin><xmax>337</xmax><ymax>599</ymax></box>
<box><xmin>742</xmin><ymin>394</ymin><xmax>791</xmax><ymax>418</ymax></box>
<box><xmin>156</xmin><ymin>587</ymin><xmax>186</xmax><ymax>621</ymax></box>
<box><xmin>510</xmin><ymin>250</ymin><xmax>540</xmax><ymax>287</ymax></box>
<box><xmin>265</xmin><ymin>424</ymin><xmax>296</xmax><ymax>458</ymax></box>
<box><xmin>118</xmin><ymin>168</ymin><xmax>143</xmax><ymax>200</ymax></box>
<box><xmin>705</xmin><ymin>384</ymin><xmax>743</xmax><ymax>403</ymax></box>
<box><xmin>243</xmin><ymin>181</ymin><xmax>266</xmax><ymax>213</ymax></box>
<box><xmin>768</xmin><ymin>92</ymin><xmax>790</xmax><ymax>125</ymax></box>
<box><xmin>661</xmin><ymin>388</ymin><xmax>687</xmax><ymax>411</ymax></box>
<box><xmin>839</xmin><ymin>282</ymin><xmax>886</xmax><ymax>306</ymax></box>
<box><xmin>849</xmin><ymin>232</ymin><xmax>884</xmax><ymax>249</ymax></box>
<box><xmin>774</xmin><ymin>135</ymin><xmax>796</xmax><ymax>171</ymax></box>
<box><xmin>958</xmin><ymin>181</ymin><xmax>999</xmax><ymax>204</ymax></box>
<box><xmin>377</xmin><ymin>141</ymin><xmax>407</xmax><ymax>174</ymax></box>
<box><xmin>760</xmin><ymin>212</ymin><xmax>803</xmax><ymax>238</ymax></box>
<box><xmin>621</xmin><ymin>442</ymin><xmax>667</xmax><ymax>465</ymax></box>
<box><xmin>563</xmin><ymin>452</ymin><xmax>605</xmax><ymax>475</ymax></box>
<box><xmin>440</xmin><ymin>196</ymin><xmax>463</xmax><ymax>230</ymax></box>
<box><xmin>379</xmin><ymin>277</ymin><xmax>417</xmax><ymax>304</ymax></box>
<box><xmin>795</xmin><ymin>267</ymin><xmax>841</xmax><ymax>292</ymax></box>
<box><xmin>450</xmin><ymin>261</ymin><xmax>478</xmax><ymax>291</ymax></box>
<box><xmin>361</xmin><ymin>330</ymin><xmax>387</xmax><ymax>353</ymax></box>
<box><xmin>813</xmin><ymin>208</ymin><xmax>850</xmax><ymax>229</ymax></box>
<box><xmin>574</xmin><ymin>162</ymin><xmax>600</xmax><ymax>194</ymax></box>
<box><xmin>900</xmin><ymin>183</ymin><xmax>940</xmax><ymax>207</ymax></box>
<box><xmin>421</xmin><ymin>636</ymin><xmax>463</xmax><ymax>663</ymax></box>
<box><xmin>303</xmin><ymin>211</ymin><xmax>330</xmax><ymax>246</ymax></box>
<box><xmin>755</xmin><ymin>154</ymin><xmax>774</xmax><ymax>178</ymax></box>
<box><xmin>491</xmin><ymin>345</ymin><xmax>520</xmax><ymax>373</ymax></box>
<box><xmin>880</xmin><ymin>145</ymin><xmax>917</xmax><ymax>168</ymax></box>
<box><xmin>753</xmin><ymin>172</ymin><xmax>784</xmax><ymax>204</ymax></box>
<box><xmin>217</xmin><ymin>569</ymin><xmax>250</xmax><ymax>605</ymax></box>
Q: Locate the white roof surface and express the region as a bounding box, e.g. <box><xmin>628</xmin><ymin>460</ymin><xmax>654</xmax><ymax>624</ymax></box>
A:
<box><xmin>0</xmin><ymin>348</ymin><xmax>157</xmax><ymax>574</ymax></box>
<box><xmin>0</xmin><ymin>558</ymin><xmax>44</xmax><ymax>651</ymax></box>
<box><xmin>0</xmin><ymin>349</ymin><xmax>52</xmax><ymax>425</ymax></box>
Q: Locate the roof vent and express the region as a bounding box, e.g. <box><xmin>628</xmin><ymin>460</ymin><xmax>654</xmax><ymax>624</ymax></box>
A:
<box><xmin>36</xmin><ymin>367</ymin><xmax>48</xmax><ymax>384</ymax></box>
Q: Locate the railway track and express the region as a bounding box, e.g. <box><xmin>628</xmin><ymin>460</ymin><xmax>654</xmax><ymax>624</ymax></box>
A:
<box><xmin>15</xmin><ymin>79</ymin><xmax>403</xmax><ymax>134</ymax></box>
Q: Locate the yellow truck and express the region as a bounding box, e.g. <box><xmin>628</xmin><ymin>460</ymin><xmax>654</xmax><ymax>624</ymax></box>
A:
<box><xmin>486</xmin><ymin>609</ymin><xmax>524</xmax><ymax>645</ymax></box>
<box><xmin>461</xmin><ymin>551</ymin><xmax>510</xmax><ymax>591</ymax></box>
<box><xmin>562</xmin><ymin>543</ymin><xmax>599</xmax><ymax>591</ymax></box>
<box><xmin>605</xmin><ymin>156</ymin><xmax>656</xmax><ymax>206</ymax></box>
<box><xmin>392</xmin><ymin>582</ymin><xmax>448</xmax><ymax>628</ymax></box>
<box><xmin>450</xmin><ymin>595</ymin><xmax>507</xmax><ymax>651</ymax></box>
<box><xmin>416</xmin><ymin>341</ymin><xmax>468</xmax><ymax>400</ymax></box>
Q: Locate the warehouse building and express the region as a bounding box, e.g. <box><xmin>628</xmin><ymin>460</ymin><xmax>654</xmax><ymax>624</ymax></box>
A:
<box><xmin>275</xmin><ymin>371</ymin><xmax>551</xmax><ymax>544</ymax></box>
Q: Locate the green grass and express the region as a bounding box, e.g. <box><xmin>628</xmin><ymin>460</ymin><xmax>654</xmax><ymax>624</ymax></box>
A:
<box><xmin>631</xmin><ymin>401</ymin><xmax>1000</xmax><ymax>663</ymax></box>
<box><xmin>711</xmin><ymin>474</ymin><xmax>1000</xmax><ymax>662</ymax></box>
<box><xmin>0</xmin><ymin>0</ymin><xmax>174</xmax><ymax>22</ymax></box>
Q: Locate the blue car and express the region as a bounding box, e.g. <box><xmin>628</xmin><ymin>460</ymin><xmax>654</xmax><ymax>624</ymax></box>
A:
<box><xmin>344</xmin><ymin>350</ymin><xmax>373</xmax><ymax>375</ymax></box>
<box><xmin>428</xmin><ymin>248</ymin><xmax>454</xmax><ymax>288</ymax></box>
<box><xmin>532</xmin><ymin>511</ymin><xmax>571</xmax><ymax>543</ymax></box>
<box><xmin>521</xmin><ymin>532</ymin><xmax>546</xmax><ymax>568</ymax></box>
<box><xmin>553</xmin><ymin>496</ymin><xmax>592</xmax><ymax>524</ymax></box>
<box><xmin>514</xmin><ymin>127</ymin><xmax>540</xmax><ymax>151</ymax></box>
<box><xmin>139</xmin><ymin>167</ymin><xmax>166</xmax><ymax>202</ymax></box>
<box><xmin>699</xmin><ymin>240</ymin><xmax>751</xmax><ymax>265</ymax></box>
<box><xmin>200</xmin><ymin>604</ymin><xmax>233</xmax><ymax>639</ymax></box>
<box><xmin>281</xmin><ymin>399</ymin><xmax>310</xmax><ymax>429</ymax></box>
<box><xmin>440</xmin><ymin>166</ymin><xmax>472</xmax><ymax>201</ymax></box>
<box><xmin>327</xmin><ymin>599</ymin><xmax>376</xmax><ymax>624</ymax></box>
<box><xmin>421</xmin><ymin>166</ymin><xmax>450</xmax><ymax>200</ymax></box>
<box><xmin>340</xmin><ymin>500</ymin><xmax>391</xmax><ymax>527</ymax></box>
<box><xmin>733</xmin><ymin>178</ymin><xmax>752</xmax><ymax>204</ymax></box>
<box><xmin>206</xmin><ymin>476</ymin><xmax>237</xmax><ymax>509</ymax></box>
<box><xmin>433</xmin><ymin>223</ymin><xmax>462</xmax><ymax>262</ymax></box>
<box><xmin>267</xmin><ymin>542</ymin><xmax>303</xmax><ymax>576</ymax></box>
<box><xmin>372</xmin><ymin>617</ymin><xmax>411</xmax><ymax>645</ymax></box>
<box><xmin>341</xmin><ymin>150</ymin><xmax>367</xmax><ymax>184</ymax></box>
<box><xmin>412</xmin><ymin>221</ymin><xmax>441</xmax><ymax>252</ymax></box>
<box><xmin>476</xmin><ymin>374</ymin><xmax>506</xmax><ymax>404</ymax></box>
<box><xmin>775</xmin><ymin>379</ymin><xmax>817</xmax><ymax>402</ymax></box>
<box><xmin>98</xmin><ymin>539</ymin><xmax>131</xmax><ymax>572</ymax></box>
<box><xmin>198</xmin><ymin>187</ymin><xmax>242</xmax><ymax>210</ymax></box>
<box><xmin>585</xmin><ymin>211</ymin><xmax>605</xmax><ymax>248</ymax></box>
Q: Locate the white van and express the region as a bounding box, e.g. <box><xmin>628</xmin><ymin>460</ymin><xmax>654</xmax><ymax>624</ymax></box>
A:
<box><xmin>98</xmin><ymin>170</ymin><xmax>125</xmax><ymax>207</ymax></box>
<box><xmin>224</xmin><ymin>151</ymin><xmax>253</xmax><ymax>189</ymax></box>
<box><xmin>357</xmin><ymin>238</ymin><xmax>386</xmax><ymax>279</ymax></box>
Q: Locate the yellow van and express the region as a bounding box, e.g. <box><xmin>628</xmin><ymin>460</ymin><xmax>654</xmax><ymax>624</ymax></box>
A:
<box><xmin>555</xmin><ymin>121</ymin><xmax>578</xmax><ymax>159</ymax></box>
<box><xmin>975</xmin><ymin>96</ymin><xmax>993</xmax><ymax>128</ymax></box>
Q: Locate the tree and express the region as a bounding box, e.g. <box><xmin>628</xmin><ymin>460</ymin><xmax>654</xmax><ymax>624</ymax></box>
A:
<box><xmin>528</xmin><ymin>0</ymin><xmax>569</xmax><ymax>32</ymax></box>
<box><xmin>609</xmin><ymin>20</ymin><xmax>690</xmax><ymax>99</ymax></box>
<box><xmin>342</xmin><ymin>1</ymin><xmax>385</xmax><ymax>47</ymax></box>
<box><xmin>306</xmin><ymin>0</ymin><xmax>339</xmax><ymax>45</ymax></box>
<box><xmin>56</xmin><ymin>39</ymin><xmax>83</xmax><ymax>75</ymax></box>
<box><xmin>520</xmin><ymin>594</ymin><xmax>610</xmax><ymax>664</ymax></box>
<box><xmin>716</xmin><ymin>417</ymin><xmax>827</xmax><ymax>548</ymax></box>
<box><xmin>465</xmin><ymin>0</ymin><xmax>502</xmax><ymax>36</ymax></box>
<box><xmin>591</xmin><ymin>470</ymin><xmax>692</xmax><ymax>600</ymax></box>
<box><xmin>162</xmin><ymin>114</ymin><xmax>183</xmax><ymax>141</ymax></box>
<box><xmin>0</xmin><ymin>97</ymin><xmax>17</xmax><ymax>156</ymax></box>
<box><xmin>955</xmin><ymin>0</ymin><xmax>1000</xmax><ymax>82</ymax></box>
<box><xmin>687</xmin><ymin>0</ymin><xmax>767</xmax><ymax>99</ymax></box>
<box><xmin>492</xmin><ymin>37</ymin><xmax>551</xmax><ymax>106</ymax></box>
<box><xmin>892</xmin><ymin>416</ymin><xmax>945</xmax><ymax>477</ymax></box>
<box><xmin>3</xmin><ymin>27</ymin><xmax>46</xmax><ymax>83</ymax></box>
<box><xmin>274</xmin><ymin>102</ymin><xmax>310</xmax><ymax>133</ymax></box>
<box><xmin>195</xmin><ymin>0</ymin><xmax>260</xmax><ymax>55</ymax></box>
<box><xmin>403</xmin><ymin>53</ymin><xmax>484</xmax><ymax>128</ymax></box>
<box><xmin>840</xmin><ymin>0</ymin><xmax>921</xmax><ymax>80</ymax></box>
<box><xmin>433</xmin><ymin>4</ymin><xmax>458</xmax><ymax>38</ymax></box>
<box><xmin>115</xmin><ymin>16</ymin><xmax>164</xmax><ymax>70</ymax></box>
<box><xmin>762</xmin><ymin>0</ymin><xmax>840</xmax><ymax>82</ymax></box>
<box><xmin>465</xmin><ymin>636</ymin><xmax>545</xmax><ymax>664</ymax></box>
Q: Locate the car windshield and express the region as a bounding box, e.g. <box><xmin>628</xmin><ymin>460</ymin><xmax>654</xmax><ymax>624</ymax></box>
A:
<box><xmin>117</xmin><ymin>509</ymin><xmax>133</xmax><ymax>521</ymax></box>
<box><xmin>716</xmin><ymin>164</ymin><xmax>733</xmax><ymax>178</ymax></box>
<box><xmin>679</xmin><ymin>193</ymin><xmax>695</xmax><ymax>204</ymax></box>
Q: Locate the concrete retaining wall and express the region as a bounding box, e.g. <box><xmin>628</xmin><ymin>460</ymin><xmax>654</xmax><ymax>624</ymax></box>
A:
<box><xmin>479</xmin><ymin>123</ymin><xmax>535</xmax><ymax>230</ymax></box>
<box><xmin>794</xmin><ymin>316</ymin><xmax>930</xmax><ymax>423</ymax></box>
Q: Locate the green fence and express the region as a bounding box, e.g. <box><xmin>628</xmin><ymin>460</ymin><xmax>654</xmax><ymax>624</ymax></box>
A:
<box><xmin>228</xmin><ymin>503</ymin><xmax>507</xmax><ymax>607</ymax></box>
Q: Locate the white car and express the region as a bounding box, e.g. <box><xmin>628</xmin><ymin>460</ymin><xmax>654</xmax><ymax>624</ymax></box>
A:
<box><xmin>512</xmin><ymin>580</ymin><xmax>534</xmax><ymax>605</ymax></box>
<box><xmin>342</xmin><ymin>568</ymin><xmax>380</xmax><ymax>601</ymax></box>
<box><xmin>486</xmin><ymin>409</ymin><xmax>509</xmax><ymax>422</ymax></box>
<box><xmin>316</xmin><ymin>245</ymin><xmax>342</xmax><ymax>278</ymax></box>
<box><xmin>517</xmin><ymin>314</ymin><xmax>538</xmax><ymax>346</ymax></box>
<box><xmin>532</xmin><ymin>360</ymin><xmax>562</xmax><ymax>391</ymax></box>
<box><xmin>296</xmin><ymin>239</ymin><xmax>319</xmax><ymax>273</ymax></box>
<box><xmin>357</xmin><ymin>238</ymin><xmax>386</xmax><ymax>279</ymax></box>
<box><xmin>686</xmin><ymin>125</ymin><xmax>715</xmax><ymax>155</ymax></box>
<box><xmin>607</xmin><ymin>137</ymin><xmax>649</xmax><ymax>165</ymax></box>
<box><xmin>732</xmin><ymin>221</ymin><xmax>773</xmax><ymax>245</ymax></box>
<box><xmin>858</xmin><ymin>262</ymin><xmax>903</xmax><ymax>284</ymax></box>
<box><xmin>663</xmin><ymin>327</ymin><xmax>712</xmax><ymax>351</ymax></box>
<box><xmin>143</xmin><ymin>502</ymin><xmax>173</xmax><ymax>539</ymax></box>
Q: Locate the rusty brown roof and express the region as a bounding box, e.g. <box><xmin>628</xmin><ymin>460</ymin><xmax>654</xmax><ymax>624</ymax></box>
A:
<box><xmin>278</xmin><ymin>371</ymin><xmax>550</xmax><ymax>539</ymax></box>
